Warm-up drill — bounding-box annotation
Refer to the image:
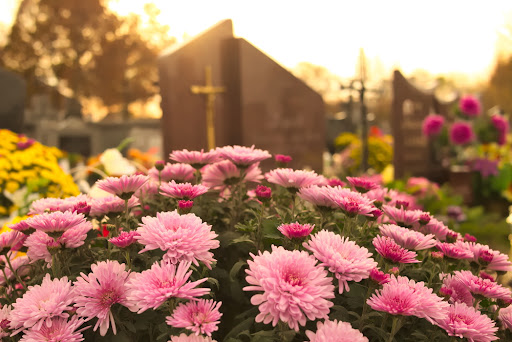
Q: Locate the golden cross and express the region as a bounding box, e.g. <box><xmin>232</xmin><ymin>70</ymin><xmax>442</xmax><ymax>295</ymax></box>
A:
<box><xmin>190</xmin><ymin>66</ymin><xmax>226</xmax><ymax>150</ymax></box>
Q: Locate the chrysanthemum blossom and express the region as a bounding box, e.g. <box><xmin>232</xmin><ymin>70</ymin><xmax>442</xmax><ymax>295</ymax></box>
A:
<box><xmin>28</xmin><ymin>194</ymin><xmax>91</xmax><ymax>215</ymax></box>
<box><xmin>372</xmin><ymin>236</ymin><xmax>420</xmax><ymax>264</ymax></box>
<box><xmin>10</xmin><ymin>274</ymin><xmax>74</xmax><ymax>332</ymax></box>
<box><xmin>462</xmin><ymin>242</ymin><xmax>512</xmax><ymax>272</ymax></box>
<box><xmin>89</xmin><ymin>196</ymin><xmax>140</xmax><ymax>217</ymax></box>
<box><xmin>379</xmin><ymin>224</ymin><xmax>436</xmax><ymax>250</ymax></box>
<box><xmin>19</xmin><ymin>316</ymin><xmax>87</xmax><ymax>342</ymax></box>
<box><xmin>491</xmin><ymin>114</ymin><xmax>509</xmax><ymax>145</ymax></box>
<box><xmin>367</xmin><ymin>275</ymin><xmax>448</xmax><ymax>323</ymax></box>
<box><xmin>436</xmin><ymin>242</ymin><xmax>474</xmax><ymax>260</ymax></box>
<box><xmin>436</xmin><ymin>302</ymin><xmax>498</xmax><ymax>342</ymax></box>
<box><xmin>499</xmin><ymin>305</ymin><xmax>512</xmax><ymax>331</ymax></box>
<box><xmin>278</xmin><ymin>222</ymin><xmax>314</xmax><ymax>239</ymax></box>
<box><xmin>381</xmin><ymin>205</ymin><xmax>423</xmax><ymax>228</ymax></box>
<box><xmin>255</xmin><ymin>185</ymin><xmax>272</xmax><ymax>199</ymax></box>
<box><xmin>450</xmin><ymin>121</ymin><xmax>475</xmax><ymax>145</ymax></box>
<box><xmin>170</xmin><ymin>149</ymin><xmax>221</xmax><ymax>167</ymax></box>
<box><xmin>369</xmin><ymin>268</ymin><xmax>391</xmax><ymax>285</ymax></box>
<box><xmin>136</xmin><ymin>211</ymin><xmax>219</xmax><ymax>268</ymax></box>
<box><xmin>73</xmin><ymin>260</ymin><xmax>132</xmax><ymax>336</ymax></box>
<box><xmin>201</xmin><ymin>160</ymin><xmax>263</xmax><ymax>189</ymax></box>
<box><xmin>346</xmin><ymin>176</ymin><xmax>379</xmax><ymax>193</ymax></box>
<box><xmin>0</xmin><ymin>305</ymin><xmax>11</xmax><ymax>338</ymax></box>
<box><xmin>96</xmin><ymin>174</ymin><xmax>149</xmax><ymax>199</ymax></box>
<box><xmin>418</xmin><ymin>217</ymin><xmax>451</xmax><ymax>241</ymax></box>
<box><xmin>275</xmin><ymin>154</ymin><xmax>292</xmax><ymax>164</ymax></box>
<box><xmin>25</xmin><ymin>211</ymin><xmax>86</xmax><ymax>236</ymax></box>
<box><xmin>160</xmin><ymin>181</ymin><xmax>209</xmax><ymax>200</ymax></box>
<box><xmin>327</xmin><ymin>178</ymin><xmax>346</xmax><ymax>187</ymax></box>
<box><xmin>265</xmin><ymin>168</ymin><xmax>325</xmax><ymax>190</ymax></box>
<box><xmin>327</xmin><ymin>187</ymin><xmax>376</xmax><ymax>217</ymax></box>
<box><xmin>304</xmin><ymin>230</ymin><xmax>377</xmax><ymax>293</ymax></box>
<box><xmin>168</xmin><ymin>334</ymin><xmax>215</xmax><ymax>342</ymax></box>
<box><xmin>217</xmin><ymin>145</ymin><xmax>272</xmax><ymax>166</ymax></box>
<box><xmin>109</xmin><ymin>231</ymin><xmax>140</xmax><ymax>248</ymax></box>
<box><xmin>453</xmin><ymin>270</ymin><xmax>512</xmax><ymax>301</ymax></box>
<box><xmin>243</xmin><ymin>245</ymin><xmax>334</xmax><ymax>331</ymax></box>
<box><xmin>459</xmin><ymin>95</ymin><xmax>481</xmax><ymax>117</ymax></box>
<box><xmin>126</xmin><ymin>260</ymin><xmax>210</xmax><ymax>313</ymax></box>
<box><xmin>0</xmin><ymin>230</ymin><xmax>26</xmax><ymax>254</ymax></box>
<box><xmin>305</xmin><ymin>319</ymin><xmax>369</xmax><ymax>342</ymax></box>
<box><xmin>0</xmin><ymin>255</ymin><xmax>30</xmax><ymax>285</ymax></box>
<box><xmin>166</xmin><ymin>299</ymin><xmax>222</xmax><ymax>336</ymax></box>
<box><xmin>422</xmin><ymin>114</ymin><xmax>445</xmax><ymax>138</ymax></box>
<box><xmin>298</xmin><ymin>185</ymin><xmax>337</xmax><ymax>209</ymax></box>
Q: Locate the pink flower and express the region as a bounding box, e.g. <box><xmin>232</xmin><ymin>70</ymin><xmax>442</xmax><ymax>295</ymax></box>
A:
<box><xmin>372</xmin><ymin>236</ymin><xmax>420</xmax><ymax>264</ymax></box>
<box><xmin>304</xmin><ymin>230</ymin><xmax>377</xmax><ymax>293</ymax></box>
<box><xmin>109</xmin><ymin>231</ymin><xmax>140</xmax><ymax>248</ymax></box>
<box><xmin>0</xmin><ymin>305</ymin><xmax>11</xmax><ymax>338</ymax></box>
<box><xmin>217</xmin><ymin>145</ymin><xmax>271</xmax><ymax>166</ymax></box>
<box><xmin>243</xmin><ymin>245</ymin><xmax>334</xmax><ymax>331</ymax></box>
<box><xmin>418</xmin><ymin>217</ymin><xmax>451</xmax><ymax>241</ymax></box>
<box><xmin>74</xmin><ymin>260</ymin><xmax>132</xmax><ymax>336</ymax></box>
<box><xmin>169</xmin><ymin>149</ymin><xmax>221</xmax><ymax>167</ymax></box>
<box><xmin>29</xmin><ymin>195</ymin><xmax>91</xmax><ymax>215</ymax></box>
<box><xmin>367</xmin><ymin>275</ymin><xmax>448</xmax><ymax>323</ymax></box>
<box><xmin>422</xmin><ymin>114</ymin><xmax>445</xmax><ymax>137</ymax></box>
<box><xmin>136</xmin><ymin>211</ymin><xmax>219</xmax><ymax>268</ymax></box>
<box><xmin>265</xmin><ymin>168</ymin><xmax>325</xmax><ymax>190</ymax></box>
<box><xmin>0</xmin><ymin>230</ymin><xmax>26</xmax><ymax>253</ymax></box>
<box><xmin>459</xmin><ymin>95</ymin><xmax>481</xmax><ymax>117</ymax></box>
<box><xmin>169</xmin><ymin>334</ymin><xmax>215</xmax><ymax>342</ymax></box>
<box><xmin>327</xmin><ymin>187</ymin><xmax>376</xmax><ymax>217</ymax></box>
<box><xmin>379</xmin><ymin>224</ymin><xmax>436</xmax><ymax>250</ymax></box>
<box><xmin>0</xmin><ymin>255</ymin><xmax>30</xmax><ymax>285</ymax></box>
<box><xmin>346</xmin><ymin>176</ymin><xmax>379</xmax><ymax>193</ymax></box>
<box><xmin>149</xmin><ymin>163</ymin><xmax>196</xmax><ymax>183</ymax></box>
<box><xmin>160</xmin><ymin>181</ymin><xmax>209</xmax><ymax>200</ymax></box>
<box><xmin>10</xmin><ymin>274</ymin><xmax>74</xmax><ymax>332</ymax></box>
<box><xmin>441</xmin><ymin>273</ymin><xmax>474</xmax><ymax>306</ymax></box>
<box><xmin>436</xmin><ymin>242</ymin><xmax>474</xmax><ymax>260</ymax></box>
<box><xmin>255</xmin><ymin>185</ymin><xmax>272</xmax><ymax>199</ymax></box>
<box><xmin>327</xmin><ymin>178</ymin><xmax>346</xmax><ymax>187</ymax></box>
<box><xmin>178</xmin><ymin>200</ymin><xmax>194</xmax><ymax>211</ymax></box>
<box><xmin>450</xmin><ymin>121</ymin><xmax>475</xmax><ymax>145</ymax></box>
<box><xmin>453</xmin><ymin>270</ymin><xmax>512</xmax><ymax>301</ymax></box>
<box><xmin>19</xmin><ymin>316</ymin><xmax>87</xmax><ymax>342</ymax></box>
<box><xmin>462</xmin><ymin>242</ymin><xmax>512</xmax><ymax>272</ymax></box>
<box><xmin>90</xmin><ymin>196</ymin><xmax>140</xmax><ymax>217</ymax></box>
<box><xmin>499</xmin><ymin>305</ymin><xmax>512</xmax><ymax>331</ymax></box>
<box><xmin>436</xmin><ymin>302</ymin><xmax>498</xmax><ymax>342</ymax></box>
<box><xmin>369</xmin><ymin>268</ymin><xmax>391</xmax><ymax>285</ymax></box>
<box><xmin>166</xmin><ymin>299</ymin><xmax>222</xmax><ymax>336</ymax></box>
<box><xmin>7</xmin><ymin>219</ymin><xmax>32</xmax><ymax>233</ymax></box>
<box><xmin>298</xmin><ymin>185</ymin><xmax>337</xmax><ymax>209</ymax></box>
<box><xmin>135</xmin><ymin>180</ymin><xmax>160</xmax><ymax>200</ymax></box>
<box><xmin>25</xmin><ymin>211</ymin><xmax>86</xmax><ymax>236</ymax></box>
<box><xmin>381</xmin><ymin>205</ymin><xmax>423</xmax><ymax>228</ymax></box>
<box><xmin>96</xmin><ymin>175</ymin><xmax>149</xmax><ymax>199</ymax></box>
<box><xmin>275</xmin><ymin>154</ymin><xmax>292</xmax><ymax>164</ymax></box>
<box><xmin>278</xmin><ymin>222</ymin><xmax>314</xmax><ymax>239</ymax></box>
<box><xmin>126</xmin><ymin>260</ymin><xmax>210</xmax><ymax>313</ymax></box>
<box><xmin>305</xmin><ymin>319</ymin><xmax>368</xmax><ymax>342</ymax></box>
<box><xmin>201</xmin><ymin>160</ymin><xmax>263</xmax><ymax>189</ymax></box>
<box><xmin>491</xmin><ymin>114</ymin><xmax>509</xmax><ymax>145</ymax></box>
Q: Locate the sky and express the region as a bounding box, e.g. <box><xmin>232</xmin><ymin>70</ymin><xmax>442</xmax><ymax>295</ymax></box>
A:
<box><xmin>2</xmin><ymin>0</ymin><xmax>512</xmax><ymax>82</ymax></box>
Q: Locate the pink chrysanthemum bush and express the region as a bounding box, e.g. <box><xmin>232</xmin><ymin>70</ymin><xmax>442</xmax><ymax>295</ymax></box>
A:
<box><xmin>3</xmin><ymin>144</ymin><xmax>512</xmax><ymax>341</ymax></box>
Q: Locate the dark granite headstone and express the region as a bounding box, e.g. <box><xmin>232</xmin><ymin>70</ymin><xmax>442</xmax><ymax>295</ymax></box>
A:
<box><xmin>392</xmin><ymin>70</ymin><xmax>450</xmax><ymax>181</ymax></box>
<box><xmin>0</xmin><ymin>68</ymin><xmax>26</xmax><ymax>133</ymax></box>
<box><xmin>158</xmin><ymin>20</ymin><xmax>325</xmax><ymax>171</ymax></box>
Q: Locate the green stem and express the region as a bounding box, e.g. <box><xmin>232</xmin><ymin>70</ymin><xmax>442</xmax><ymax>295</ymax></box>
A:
<box><xmin>51</xmin><ymin>253</ymin><xmax>61</xmax><ymax>278</ymax></box>
<box><xmin>1</xmin><ymin>266</ymin><xmax>14</xmax><ymax>300</ymax></box>
<box><xmin>256</xmin><ymin>204</ymin><xmax>265</xmax><ymax>251</ymax></box>
<box><xmin>387</xmin><ymin>316</ymin><xmax>402</xmax><ymax>342</ymax></box>
<box><xmin>5</xmin><ymin>254</ymin><xmax>27</xmax><ymax>291</ymax></box>
<box><xmin>124</xmin><ymin>199</ymin><xmax>130</xmax><ymax>230</ymax></box>
<box><xmin>290</xmin><ymin>193</ymin><xmax>296</xmax><ymax>220</ymax></box>
<box><xmin>357</xmin><ymin>283</ymin><xmax>375</xmax><ymax>327</ymax></box>
<box><xmin>125</xmin><ymin>250</ymin><xmax>132</xmax><ymax>270</ymax></box>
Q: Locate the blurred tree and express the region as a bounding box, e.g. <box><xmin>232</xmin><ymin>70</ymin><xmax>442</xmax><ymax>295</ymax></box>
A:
<box><xmin>483</xmin><ymin>57</ymin><xmax>512</xmax><ymax>114</ymax></box>
<box><xmin>0</xmin><ymin>0</ymin><xmax>174</xmax><ymax>118</ymax></box>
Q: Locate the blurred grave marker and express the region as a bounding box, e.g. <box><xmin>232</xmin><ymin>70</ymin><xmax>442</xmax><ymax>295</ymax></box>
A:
<box><xmin>0</xmin><ymin>68</ymin><xmax>26</xmax><ymax>133</ymax></box>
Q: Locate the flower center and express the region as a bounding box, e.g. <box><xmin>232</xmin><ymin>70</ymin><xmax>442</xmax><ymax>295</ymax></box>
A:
<box><xmin>100</xmin><ymin>289</ymin><xmax>120</xmax><ymax>307</ymax></box>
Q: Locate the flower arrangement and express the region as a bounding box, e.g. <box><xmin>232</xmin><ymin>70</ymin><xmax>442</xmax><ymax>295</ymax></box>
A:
<box><xmin>1</xmin><ymin>145</ymin><xmax>512</xmax><ymax>341</ymax></box>
<box><xmin>0</xmin><ymin>129</ymin><xmax>79</xmax><ymax>220</ymax></box>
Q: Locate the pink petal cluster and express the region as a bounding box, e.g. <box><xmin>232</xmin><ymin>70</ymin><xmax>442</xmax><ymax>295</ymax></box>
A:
<box><xmin>369</xmin><ymin>268</ymin><xmax>391</xmax><ymax>285</ymax></box>
<box><xmin>436</xmin><ymin>242</ymin><xmax>474</xmax><ymax>260</ymax></box>
<box><xmin>275</xmin><ymin>154</ymin><xmax>292</xmax><ymax>164</ymax></box>
<box><xmin>149</xmin><ymin>163</ymin><xmax>196</xmax><ymax>183</ymax></box>
<box><xmin>19</xmin><ymin>316</ymin><xmax>86</xmax><ymax>342</ymax></box>
<box><xmin>25</xmin><ymin>211</ymin><xmax>86</xmax><ymax>234</ymax></box>
<box><xmin>0</xmin><ymin>230</ymin><xmax>27</xmax><ymax>253</ymax></box>
<box><xmin>28</xmin><ymin>194</ymin><xmax>91</xmax><ymax>215</ymax></box>
<box><xmin>372</xmin><ymin>236</ymin><xmax>420</xmax><ymax>264</ymax></box>
<box><xmin>459</xmin><ymin>95</ymin><xmax>481</xmax><ymax>117</ymax></box>
<box><xmin>367</xmin><ymin>275</ymin><xmax>449</xmax><ymax>323</ymax></box>
<box><xmin>160</xmin><ymin>181</ymin><xmax>209</xmax><ymax>200</ymax></box>
<box><xmin>0</xmin><ymin>255</ymin><xmax>30</xmax><ymax>285</ymax></box>
<box><xmin>346</xmin><ymin>176</ymin><xmax>379</xmax><ymax>192</ymax></box>
<box><xmin>169</xmin><ymin>149</ymin><xmax>221</xmax><ymax>166</ymax></box>
<box><xmin>10</xmin><ymin>274</ymin><xmax>75</xmax><ymax>333</ymax></box>
<box><xmin>90</xmin><ymin>196</ymin><xmax>140</xmax><ymax>217</ymax></box>
<box><xmin>73</xmin><ymin>260</ymin><xmax>132</xmax><ymax>336</ymax></box>
<box><xmin>0</xmin><ymin>305</ymin><xmax>11</xmax><ymax>339</ymax></box>
<box><xmin>243</xmin><ymin>245</ymin><xmax>334</xmax><ymax>331</ymax></box>
<box><xmin>108</xmin><ymin>231</ymin><xmax>140</xmax><ymax>248</ymax></box>
<box><xmin>201</xmin><ymin>160</ymin><xmax>262</xmax><ymax>189</ymax></box>
<box><xmin>265</xmin><ymin>168</ymin><xmax>325</xmax><ymax>190</ymax></box>
<box><xmin>453</xmin><ymin>270</ymin><xmax>512</xmax><ymax>301</ymax></box>
<box><xmin>304</xmin><ymin>230</ymin><xmax>377</xmax><ymax>293</ymax></box>
<box><xmin>217</xmin><ymin>145</ymin><xmax>272</xmax><ymax>166</ymax></box>
<box><xmin>327</xmin><ymin>187</ymin><xmax>376</xmax><ymax>217</ymax></box>
<box><xmin>499</xmin><ymin>305</ymin><xmax>512</xmax><ymax>331</ymax></box>
<box><xmin>298</xmin><ymin>185</ymin><xmax>337</xmax><ymax>209</ymax></box>
<box><xmin>422</xmin><ymin>114</ymin><xmax>445</xmax><ymax>137</ymax></box>
<box><xmin>127</xmin><ymin>260</ymin><xmax>209</xmax><ymax>313</ymax></box>
<box><xmin>254</xmin><ymin>185</ymin><xmax>272</xmax><ymax>199</ymax></box>
<box><xmin>440</xmin><ymin>273</ymin><xmax>474</xmax><ymax>306</ymax></box>
<box><xmin>277</xmin><ymin>222</ymin><xmax>314</xmax><ymax>239</ymax></box>
<box><xmin>436</xmin><ymin>302</ymin><xmax>498</xmax><ymax>342</ymax></box>
<box><xmin>136</xmin><ymin>211</ymin><xmax>219</xmax><ymax>268</ymax></box>
<box><xmin>416</xmin><ymin>217</ymin><xmax>451</xmax><ymax>241</ymax></box>
<box><xmin>166</xmin><ymin>299</ymin><xmax>222</xmax><ymax>336</ymax></box>
<box><xmin>382</xmin><ymin>205</ymin><xmax>424</xmax><ymax>228</ymax></box>
<box><xmin>462</xmin><ymin>242</ymin><xmax>512</xmax><ymax>272</ymax></box>
<box><xmin>491</xmin><ymin>114</ymin><xmax>509</xmax><ymax>145</ymax></box>
<box><xmin>305</xmin><ymin>319</ymin><xmax>368</xmax><ymax>342</ymax></box>
<box><xmin>379</xmin><ymin>224</ymin><xmax>436</xmax><ymax>250</ymax></box>
<box><xmin>450</xmin><ymin>121</ymin><xmax>475</xmax><ymax>145</ymax></box>
<box><xmin>168</xmin><ymin>334</ymin><xmax>215</xmax><ymax>342</ymax></box>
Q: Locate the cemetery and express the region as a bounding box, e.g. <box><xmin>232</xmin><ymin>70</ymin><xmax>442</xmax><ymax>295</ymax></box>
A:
<box><xmin>1</xmin><ymin>2</ymin><xmax>512</xmax><ymax>341</ymax></box>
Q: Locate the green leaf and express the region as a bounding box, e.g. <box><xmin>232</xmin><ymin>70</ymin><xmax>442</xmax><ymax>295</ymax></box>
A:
<box><xmin>230</xmin><ymin>260</ymin><xmax>248</xmax><ymax>281</ymax></box>
<box><xmin>229</xmin><ymin>235</ymin><xmax>256</xmax><ymax>247</ymax></box>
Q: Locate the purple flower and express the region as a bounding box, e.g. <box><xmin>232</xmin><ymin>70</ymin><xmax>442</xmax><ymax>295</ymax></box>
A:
<box><xmin>472</xmin><ymin>158</ymin><xmax>499</xmax><ymax>178</ymax></box>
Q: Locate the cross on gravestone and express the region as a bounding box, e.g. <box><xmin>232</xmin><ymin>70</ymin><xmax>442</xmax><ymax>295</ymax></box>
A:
<box><xmin>158</xmin><ymin>19</ymin><xmax>325</xmax><ymax>172</ymax></box>
<box><xmin>190</xmin><ymin>66</ymin><xmax>226</xmax><ymax>150</ymax></box>
<box><xmin>392</xmin><ymin>70</ymin><xmax>451</xmax><ymax>182</ymax></box>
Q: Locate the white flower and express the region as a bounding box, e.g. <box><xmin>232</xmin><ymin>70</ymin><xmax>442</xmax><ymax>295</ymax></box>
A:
<box><xmin>99</xmin><ymin>148</ymin><xmax>136</xmax><ymax>176</ymax></box>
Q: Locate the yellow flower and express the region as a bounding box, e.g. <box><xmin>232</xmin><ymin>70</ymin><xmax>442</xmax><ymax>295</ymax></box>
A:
<box><xmin>5</xmin><ymin>181</ymin><xmax>20</xmax><ymax>193</ymax></box>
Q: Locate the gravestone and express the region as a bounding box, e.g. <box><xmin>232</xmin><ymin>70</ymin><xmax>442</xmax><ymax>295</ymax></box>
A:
<box><xmin>158</xmin><ymin>19</ymin><xmax>325</xmax><ymax>171</ymax></box>
<box><xmin>0</xmin><ymin>68</ymin><xmax>26</xmax><ymax>133</ymax></box>
<box><xmin>392</xmin><ymin>70</ymin><xmax>450</xmax><ymax>182</ymax></box>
